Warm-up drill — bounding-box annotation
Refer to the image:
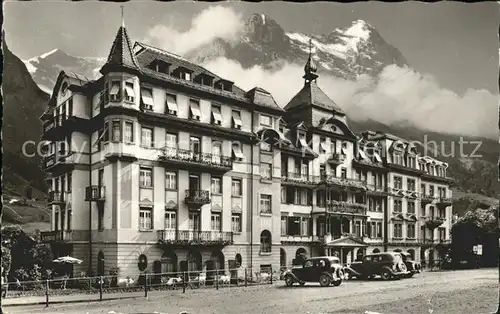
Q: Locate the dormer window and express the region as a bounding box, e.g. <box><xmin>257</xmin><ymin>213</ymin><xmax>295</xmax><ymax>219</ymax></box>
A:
<box><xmin>124</xmin><ymin>82</ymin><xmax>135</xmax><ymax>103</ymax></box>
<box><xmin>259</xmin><ymin>114</ymin><xmax>272</xmax><ymax>128</ymax></box>
<box><xmin>140</xmin><ymin>87</ymin><xmax>154</xmax><ymax>111</ymax></box>
<box><xmin>232</xmin><ymin>110</ymin><xmax>242</xmax><ymax>129</ymax></box>
<box><xmin>149</xmin><ymin>60</ymin><xmax>170</xmax><ymax>74</ymax></box>
<box><xmin>214</xmin><ymin>79</ymin><xmax>234</xmax><ymax>92</ymax></box>
<box><xmin>195</xmin><ymin>74</ymin><xmax>214</xmax><ymax>87</ymax></box>
<box><xmin>165</xmin><ymin>93</ymin><xmax>178</xmax><ymax>116</ymax></box>
<box><xmin>109</xmin><ymin>81</ymin><xmax>121</xmax><ymax>102</ymax></box>
<box><xmin>180</xmin><ymin>71</ymin><xmax>191</xmax><ymax>81</ymax></box>
<box><xmin>189</xmin><ymin>99</ymin><xmax>201</xmax><ymax>121</ymax></box>
<box><xmin>211</xmin><ymin>105</ymin><xmax>222</xmax><ymax>125</ymax></box>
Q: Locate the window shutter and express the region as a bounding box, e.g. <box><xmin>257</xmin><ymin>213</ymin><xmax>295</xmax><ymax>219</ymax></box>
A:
<box><xmin>307</xmin><ymin>189</ymin><xmax>312</xmax><ymax>205</ymax></box>
<box><xmin>286</xmin><ymin>186</ymin><xmax>294</xmax><ymax>204</ymax></box>
<box><xmin>308</xmin><ymin>218</ymin><xmax>313</xmax><ymax>235</ymax></box>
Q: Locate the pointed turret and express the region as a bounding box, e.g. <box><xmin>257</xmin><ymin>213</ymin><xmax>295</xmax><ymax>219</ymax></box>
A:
<box><xmin>100</xmin><ymin>25</ymin><xmax>140</xmax><ymax>75</ymax></box>
<box><xmin>303</xmin><ymin>38</ymin><xmax>318</xmax><ymax>85</ymax></box>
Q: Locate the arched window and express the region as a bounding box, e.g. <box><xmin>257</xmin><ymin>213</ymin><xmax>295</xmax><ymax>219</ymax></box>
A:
<box><xmin>61</xmin><ymin>82</ymin><xmax>68</xmax><ymax>95</ymax></box>
<box><xmin>372</xmin><ymin>248</ymin><xmax>380</xmax><ymax>254</ymax></box>
<box><xmin>138</xmin><ymin>254</ymin><xmax>148</xmax><ymax>271</ymax></box>
<box><xmin>211</xmin><ymin>250</ymin><xmax>225</xmax><ymax>273</ymax></box>
<box><xmin>260</xmin><ymin>230</ymin><xmax>272</xmax><ymax>253</ymax></box>
<box><xmin>187</xmin><ymin>251</ymin><xmax>201</xmax><ymax>272</ymax></box>
<box><xmin>97</xmin><ymin>251</ymin><xmax>105</xmax><ymax>276</ymax></box>
<box><xmin>235</xmin><ymin>254</ymin><xmax>242</xmax><ymax>268</ymax></box>
<box><xmin>161</xmin><ymin>252</ymin><xmax>177</xmax><ymax>274</ymax></box>
<box><xmin>356</xmin><ymin>249</ymin><xmax>364</xmax><ymax>261</ymax></box>
<box><xmin>295</xmin><ymin>248</ymin><xmax>307</xmax><ymax>258</ymax></box>
<box><xmin>407</xmin><ymin>249</ymin><xmax>415</xmax><ymax>260</ymax></box>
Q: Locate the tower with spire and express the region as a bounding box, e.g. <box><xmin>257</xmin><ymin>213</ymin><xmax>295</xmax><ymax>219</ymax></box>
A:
<box><xmin>303</xmin><ymin>39</ymin><xmax>318</xmax><ymax>85</ymax></box>
<box><xmin>99</xmin><ymin>5</ymin><xmax>140</xmax><ymax>76</ymax></box>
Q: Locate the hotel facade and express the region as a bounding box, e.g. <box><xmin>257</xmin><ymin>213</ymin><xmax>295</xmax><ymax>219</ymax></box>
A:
<box><xmin>39</xmin><ymin>25</ymin><xmax>454</xmax><ymax>278</ymax></box>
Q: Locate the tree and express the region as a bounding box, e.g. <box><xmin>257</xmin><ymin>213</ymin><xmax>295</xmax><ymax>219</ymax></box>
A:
<box><xmin>24</xmin><ymin>185</ymin><xmax>33</xmax><ymax>201</ymax></box>
<box><xmin>2</xmin><ymin>246</ymin><xmax>12</xmax><ymax>276</ymax></box>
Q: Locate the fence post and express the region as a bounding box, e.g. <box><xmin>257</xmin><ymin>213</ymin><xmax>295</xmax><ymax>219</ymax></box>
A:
<box><xmin>270</xmin><ymin>268</ymin><xmax>273</xmax><ymax>285</ymax></box>
<box><xmin>216</xmin><ymin>270</ymin><xmax>219</xmax><ymax>290</ymax></box>
<box><xmin>45</xmin><ymin>279</ymin><xmax>49</xmax><ymax>307</ymax></box>
<box><xmin>99</xmin><ymin>276</ymin><xmax>103</xmax><ymax>301</ymax></box>
<box><xmin>144</xmin><ymin>273</ymin><xmax>148</xmax><ymax>297</ymax></box>
<box><xmin>244</xmin><ymin>268</ymin><xmax>247</xmax><ymax>287</ymax></box>
<box><xmin>182</xmin><ymin>271</ymin><xmax>186</xmax><ymax>293</ymax></box>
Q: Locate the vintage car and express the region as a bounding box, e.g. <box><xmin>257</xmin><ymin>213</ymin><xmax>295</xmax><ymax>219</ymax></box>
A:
<box><xmin>399</xmin><ymin>252</ymin><xmax>421</xmax><ymax>277</ymax></box>
<box><xmin>283</xmin><ymin>256</ymin><xmax>344</xmax><ymax>287</ymax></box>
<box><xmin>344</xmin><ymin>252</ymin><xmax>408</xmax><ymax>280</ymax></box>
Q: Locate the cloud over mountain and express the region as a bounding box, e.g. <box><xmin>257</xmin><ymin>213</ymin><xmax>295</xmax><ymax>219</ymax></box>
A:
<box><xmin>143</xmin><ymin>6</ymin><xmax>497</xmax><ymax>139</ymax></box>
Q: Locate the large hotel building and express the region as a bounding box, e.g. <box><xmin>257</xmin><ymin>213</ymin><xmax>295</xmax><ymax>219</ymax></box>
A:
<box><xmin>40</xmin><ymin>25</ymin><xmax>454</xmax><ymax>278</ymax></box>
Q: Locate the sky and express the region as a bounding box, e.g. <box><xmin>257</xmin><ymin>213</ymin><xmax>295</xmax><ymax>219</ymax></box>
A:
<box><xmin>3</xmin><ymin>1</ymin><xmax>499</xmax><ymax>139</ymax></box>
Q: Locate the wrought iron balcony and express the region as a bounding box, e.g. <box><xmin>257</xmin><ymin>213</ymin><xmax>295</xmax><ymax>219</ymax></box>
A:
<box><xmin>326</xmin><ymin>153</ymin><xmax>346</xmax><ymax>166</ymax></box>
<box><xmin>40</xmin><ymin>230</ymin><xmax>72</xmax><ymax>243</ymax></box>
<box><xmin>185</xmin><ymin>189</ymin><xmax>211</xmax><ymax>208</ymax></box>
<box><xmin>157</xmin><ymin>229</ymin><xmax>233</xmax><ymax>246</ymax></box>
<box><xmin>48</xmin><ymin>191</ymin><xmax>66</xmax><ymax>204</ymax></box>
<box><xmin>281</xmin><ymin>172</ymin><xmax>320</xmax><ymax>186</ymax></box>
<box><xmin>420</xmin><ymin>238</ymin><xmax>451</xmax><ymax>245</ymax></box>
<box><xmin>280</xmin><ymin>235</ymin><xmax>315</xmax><ymax>243</ymax></box>
<box><xmin>41</xmin><ymin>152</ymin><xmax>76</xmax><ymax>172</ymax></box>
<box><xmin>158</xmin><ymin>147</ymin><xmax>233</xmax><ymax>173</ymax></box>
<box><xmin>366</xmin><ymin>184</ymin><xmax>389</xmax><ymax>196</ymax></box>
<box><xmin>436</xmin><ymin>197</ymin><xmax>452</xmax><ymax>208</ymax></box>
<box><xmin>85</xmin><ymin>185</ymin><xmax>106</xmax><ymax>201</ymax></box>
<box><xmin>320</xmin><ymin>175</ymin><xmax>367</xmax><ymax>191</ymax></box>
<box><xmin>424</xmin><ymin>216</ymin><xmax>446</xmax><ymax>229</ymax></box>
<box><xmin>325</xmin><ymin>200</ymin><xmax>367</xmax><ymax>215</ymax></box>
<box><xmin>420</xmin><ymin>194</ymin><xmax>435</xmax><ymax>205</ymax></box>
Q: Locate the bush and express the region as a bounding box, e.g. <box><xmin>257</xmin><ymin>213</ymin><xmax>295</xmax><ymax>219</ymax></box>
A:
<box><xmin>109</xmin><ymin>266</ymin><xmax>120</xmax><ymax>287</ymax></box>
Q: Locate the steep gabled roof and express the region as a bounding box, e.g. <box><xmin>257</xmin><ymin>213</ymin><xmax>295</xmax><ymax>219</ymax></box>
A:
<box><xmin>100</xmin><ymin>26</ymin><xmax>140</xmax><ymax>74</ymax></box>
<box><xmin>284</xmin><ymin>81</ymin><xmax>345</xmax><ymax>115</ymax></box>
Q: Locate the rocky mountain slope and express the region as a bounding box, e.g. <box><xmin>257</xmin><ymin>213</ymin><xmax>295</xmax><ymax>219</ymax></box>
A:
<box><xmin>185</xmin><ymin>16</ymin><xmax>408</xmax><ymax>80</ymax></box>
<box><xmin>3</xmin><ymin>39</ymin><xmax>50</xmax><ymax>199</ymax></box>
<box><xmin>4</xmin><ymin>14</ymin><xmax>497</xmax><ymax>224</ymax></box>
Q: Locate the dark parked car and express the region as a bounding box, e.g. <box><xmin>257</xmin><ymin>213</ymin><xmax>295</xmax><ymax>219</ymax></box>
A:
<box><xmin>400</xmin><ymin>252</ymin><xmax>421</xmax><ymax>277</ymax></box>
<box><xmin>344</xmin><ymin>252</ymin><xmax>408</xmax><ymax>280</ymax></box>
<box><xmin>283</xmin><ymin>256</ymin><xmax>344</xmax><ymax>287</ymax></box>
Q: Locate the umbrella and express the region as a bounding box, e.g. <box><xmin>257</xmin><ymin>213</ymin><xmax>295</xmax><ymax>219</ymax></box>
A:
<box><xmin>52</xmin><ymin>256</ymin><xmax>82</xmax><ymax>264</ymax></box>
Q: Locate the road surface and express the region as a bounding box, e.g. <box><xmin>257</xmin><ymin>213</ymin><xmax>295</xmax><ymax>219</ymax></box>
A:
<box><xmin>3</xmin><ymin>268</ymin><xmax>498</xmax><ymax>314</ymax></box>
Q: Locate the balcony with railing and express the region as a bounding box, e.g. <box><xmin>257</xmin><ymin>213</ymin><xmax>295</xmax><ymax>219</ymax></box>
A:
<box><xmin>40</xmin><ymin>230</ymin><xmax>72</xmax><ymax>243</ymax></box>
<box><xmin>85</xmin><ymin>186</ymin><xmax>106</xmax><ymax>202</ymax></box>
<box><xmin>281</xmin><ymin>172</ymin><xmax>320</xmax><ymax>187</ymax></box>
<box><xmin>420</xmin><ymin>193</ymin><xmax>435</xmax><ymax>205</ymax></box>
<box><xmin>157</xmin><ymin>229</ymin><xmax>233</xmax><ymax>246</ymax></box>
<box><xmin>158</xmin><ymin>147</ymin><xmax>233</xmax><ymax>173</ymax></box>
<box><xmin>366</xmin><ymin>184</ymin><xmax>389</xmax><ymax>196</ymax></box>
<box><xmin>42</xmin><ymin>153</ymin><xmax>77</xmax><ymax>172</ymax></box>
<box><xmin>185</xmin><ymin>190</ymin><xmax>211</xmax><ymax>209</ymax></box>
<box><xmin>280</xmin><ymin>234</ymin><xmax>317</xmax><ymax>243</ymax></box>
<box><xmin>325</xmin><ymin>200</ymin><xmax>367</xmax><ymax>215</ymax></box>
<box><xmin>320</xmin><ymin>175</ymin><xmax>367</xmax><ymax>191</ymax></box>
<box><xmin>326</xmin><ymin>153</ymin><xmax>346</xmax><ymax>166</ymax></box>
<box><xmin>436</xmin><ymin>197</ymin><xmax>452</xmax><ymax>208</ymax></box>
<box><xmin>420</xmin><ymin>238</ymin><xmax>451</xmax><ymax>245</ymax></box>
<box><xmin>48</xmin><ymin>191</ymin><xmax>66</xmax><ymax>205</ymax></box>
<box><xmin>424</xmin><ymin>216</ymin><xmax>446</xmax><ymax>229</ymax></box>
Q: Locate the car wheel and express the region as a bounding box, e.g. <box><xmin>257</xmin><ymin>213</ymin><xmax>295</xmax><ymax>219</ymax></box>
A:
<box><xmin>319</xmin><ymin>274</ymin><xmax>331</xmax><ymax>287</ymax></box>
<box><xmin>343</xmin><ymin>271</ymin><xmax>350</xmax><ymax>280</ymax></box>
<box><xmin>407</xmin><ymin>273</ymin><xmax>414</xmax><ymax>278</ymax></box>
<box><xmin>332</xmin><ymin>279</ymin><xmax>342</xmax><ymax>287</ymax></box>
<box><xmin>285</xmin><ymin>276</ymin><xmax>294</xmax><ymax>287</ymax></box>
<box><xmin>381</xmin><ymin>270</ymin><xmax>391</xmax><ymax>281</ymax></box>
